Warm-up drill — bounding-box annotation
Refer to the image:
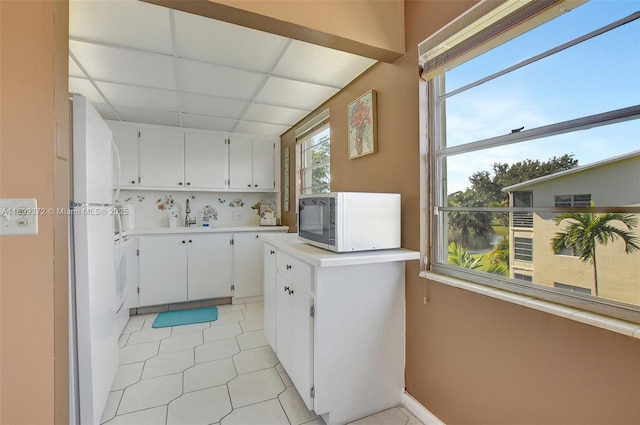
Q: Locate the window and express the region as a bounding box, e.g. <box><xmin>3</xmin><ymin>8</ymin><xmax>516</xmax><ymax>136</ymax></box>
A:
<box><xmin>514</xmin><ymin>237</ymin><xmax>533</xmax><ymax>262</ymax></box>
<box><xmin>512</xmin><ymin>191</ymin><xmax>533</xmax><ymax>228</ymax></box>
<box><xmin>514</xmin><ymin>273</ymin><xmax>533</xmax><ymax>283</ymax></box>
<box><xmin>422</xmin><ymin>0</ymin><xmax>640</xmax><ymax>322</ymax></box>
<box><xmin>296</xmin><ymin>110</ymin><xmax>330</xmax><ymax>195</ymax></box>
<box><xmin>555</xmin><ymin>194</ymin><xmax>591</xmax><ymax>208</ymax></box>
<box><xmin>554</xmin><ymin>282</ymin><xmax>592</xmax><ymax>295</ymax></box>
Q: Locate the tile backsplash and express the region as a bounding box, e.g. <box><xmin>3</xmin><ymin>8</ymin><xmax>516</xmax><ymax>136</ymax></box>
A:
<box><xmin>115</xmin><ymin>190</ymin><xmax>278</xmax><ymax>230</ymax></box>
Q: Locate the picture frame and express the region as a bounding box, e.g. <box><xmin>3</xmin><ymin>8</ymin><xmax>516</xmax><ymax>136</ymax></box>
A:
<box><xmin>347</xmin><ymin>89</ymin><xmax>377</xmax><ymax>159</ymax></box>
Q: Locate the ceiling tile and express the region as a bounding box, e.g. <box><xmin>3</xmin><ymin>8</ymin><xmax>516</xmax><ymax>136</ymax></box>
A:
<box><xmin>255</xmin><ymin>77</ymin><xmax>339</xmax><ymax>110</ymax></box>
<box><xmin>69</xmin><ymin>77</ymin><xmax>104</xmax><ymax>104</ymax></box>
<box><xmin>273</xmin><ymin>40</ymin><xmax>376</xmax><ymax>87</ymax></box>
<box><xmin>180</xmin><ymin>92</ymin><xmax>247</xmax><ymax>119</ymax></box>
<box><xmin>233</xmin><ymin>120</ymin><xmax>291</xmax><ymax>137</ymax></box>
<box><xmin>93</xmin><ymin>104</ymin><xmax>121</xmax><ymax>121</ymax></box>
<box><xmin>96</xmin><ymin>82</ymin><xmax>177</xmax><ymax>112</ymax></box>
<box><xmin>181</xmin><ymin>114</ymin><xmax>238</xmax><ymax>132</ymax></box>
<box><xmin>177</xmin><ymin>59</ymin><xmax>265</xmax><ymax>100</ymax></box>
<box><xmin>174</xmin><ymin>11</ymin><xmax>289</xmax><ymax>73</ymax></box>
<box><xmin>69</xmin><ymin>57</ymin><xmax>84</xmax><ymax>78</ymax></box>
<box><xmin>70</xmin><ymin>40</ymin><xmax>175</xmax><ymax>90</ymax></box>
<box><xmin>70</xmin><ymin>0</ymin><xmax>173</xmax><ymax>54</ymax></box>
<box><xmin>114</xmin><ymin>105</ymin><xmax>180</xmax><ymax>127</ymax></box>
<box><xmin>243</xmin><ymin>103</ymin><xmax>309</xmax><ymax>126</ymax></box>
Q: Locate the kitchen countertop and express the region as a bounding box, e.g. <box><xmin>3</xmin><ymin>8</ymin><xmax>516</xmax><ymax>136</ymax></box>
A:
<box><xmin>259</xmin><ymin>232</ymin><xmax>420</xmax><ymax>268</ymax></box>
<box><xmin>126</xmin><ymin>225</ymin><xmax>289</xmax><ymax>236</ymax></box>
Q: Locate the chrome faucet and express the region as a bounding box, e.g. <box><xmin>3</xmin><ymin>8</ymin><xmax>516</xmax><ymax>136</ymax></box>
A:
<box><xmin>185</xmin><ymin>199</ymin><xmax>196</xmax><ymax>227</ymax></box>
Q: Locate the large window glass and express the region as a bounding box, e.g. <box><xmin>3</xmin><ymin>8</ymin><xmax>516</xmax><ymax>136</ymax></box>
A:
<box><xmin>426</xmin><ymin>0</ymin><xmax>640</xmax><ymax>322</ymax></box>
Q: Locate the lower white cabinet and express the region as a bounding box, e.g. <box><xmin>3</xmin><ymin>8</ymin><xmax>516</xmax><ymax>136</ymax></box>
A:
<box><xmin>138</xmin><ymin>234</ymin><xmax>233</xmax><ymax>307</ymax></box>
<box><xmin>262</xmin><ymin>234</ymin><xmax>418</xmax><ymax>425</ymax></box>
<box><xmin>188</xmin><ymin>234</ymin><xmax>233</xmax><ymax>300</ymax></box>
<box><xmin>276</xmin><ymin>271</ymin><xmax>314</xmax><ymax>409</ymax></box>
<box><xmin>232</xmin><ymin>232</ymin><xmax>262</xmax><ymax>299</ymax></box>
<box><xmin>263</xmin><ymin>243</ymin><xmax>277</xmax><ymax>350</ymax></box>
<box><xmin>139</xmin><ymin>236</ymin><xmax>188</xmax><ymax>306</ymax></box>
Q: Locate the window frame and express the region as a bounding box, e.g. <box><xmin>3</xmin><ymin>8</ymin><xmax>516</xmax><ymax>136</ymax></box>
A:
<box><xmin>422</xmin><ymin>1</ymin><xmax>640</xmax><ymax>323</ymax></box>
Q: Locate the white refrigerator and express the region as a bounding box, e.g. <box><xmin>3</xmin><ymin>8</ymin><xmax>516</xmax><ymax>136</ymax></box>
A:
<box><xmin>69</xmin><ymin>95</ymin><xmax>120</xmax><ymax>425</ymax></box>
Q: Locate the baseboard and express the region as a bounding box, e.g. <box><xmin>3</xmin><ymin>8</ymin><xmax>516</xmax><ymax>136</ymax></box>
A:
<box><xmin>232</xmin><ymin>295</ymin><xmax>263</xmax><ymax>305</ymax></box>
<box><xmin>402</xmin><ymin>392</ymin><xmax>445</xmax><ymax>425</ymax></box>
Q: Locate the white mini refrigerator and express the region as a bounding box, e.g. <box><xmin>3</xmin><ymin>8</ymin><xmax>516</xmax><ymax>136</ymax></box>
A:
<box><xmin>69</xmin><ymin>95</ymin><xmax>120</xmax><ymax>424</ymax></box>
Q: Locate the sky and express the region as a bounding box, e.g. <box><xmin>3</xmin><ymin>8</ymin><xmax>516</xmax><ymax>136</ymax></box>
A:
<box><xmin>442</xmin><ymin>0</ymin><xmax>640</xmax><ymax>194</ymax></box>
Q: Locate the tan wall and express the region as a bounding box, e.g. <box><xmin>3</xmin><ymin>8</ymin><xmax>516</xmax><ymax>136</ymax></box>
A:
<box><xmin>0</xmin><ymin>1</ymin><xmax>70</xmax><ymax>423</ymax></box>
<box><xmin>282</xmin><ymin>1</ymin><xmax>640</xmax><ymax>423</ymax></box>
<box><xmin>144</xmin><ymin>0</ymin><xmax>404</xmax><ymax>62</ymax></box>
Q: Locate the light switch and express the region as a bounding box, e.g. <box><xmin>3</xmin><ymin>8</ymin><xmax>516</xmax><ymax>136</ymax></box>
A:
<box><xmin>0</xmin><ymin>198</ymin><xmax>39</xmax><ymax>236</ymax></box>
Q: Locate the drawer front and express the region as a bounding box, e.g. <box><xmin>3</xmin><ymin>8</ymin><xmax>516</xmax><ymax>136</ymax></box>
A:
<box><xmin>277</xmin><ymin>251</ymin><xmax>312</xmax><ymax>293</ymax></box>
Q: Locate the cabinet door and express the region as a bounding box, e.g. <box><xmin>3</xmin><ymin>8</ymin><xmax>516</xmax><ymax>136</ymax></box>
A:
<box><xmin>109</xmin><ymin>123</ymin><xmax>139</xmax><ymax>187</ymax></box>
<box><xmin>276</xmin><ymin>274</ymin><xmax>292</xmax><ymax>374</ymax></box>
<box><xmin>232</xmin><ymin>232</ymin><xmax>262</xmax><ymax>298</ymax></box>
<box><xmin>263</xmin><ymin>243</ymin><xmax>277</xmax><ymax>351</ymax></box>
<box><xmin>290</xmin><ymin>284</ymin><xmax>314</xmax><ymax>410</ymax></box>
<box><xmin>124</xmin><ymin>237</ymin><xmax>139</xmax><ymax>308</ymax></box>
<box><xmin>188</xmin><ymin>234</ymin><xmax>233</xmax><ymax>300</ymax></box>
<box><xmin>185</xmin><ymin>133</ymin><xmax>227</xmax><ymax>189</ymax></box>
<box><xmin>138</xmin><ymin>236</ymin><xmax>188</xmax><ymax>306</ymax></box>
<box><xmin>228</xmin><ymin>135</ymin><xmax>253</xmax><ymax>189</ymax></box>
<box><xmin>252</xmin><ymin>139</ymin><xmax>275</xmax><ymax>190</ymax></box>
<box><xmin>139</xmin><ymin>128</ymin><xmax>184</xmax><ymax>188</ymax></box>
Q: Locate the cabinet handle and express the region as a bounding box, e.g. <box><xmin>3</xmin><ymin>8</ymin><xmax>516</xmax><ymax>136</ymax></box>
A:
<box><xmin>286</xmin><ymin>264</ymin><xmax>292</xmax><ymax>270</ymax></box>
<box><xmin>182</xmin><ymin>240</ymin><xmax>186</xmax><ymax>244</ymax></box>
<box><xmin>284</xmin><ymin>286</ymin><xmax>289</xmax><ymax>293</ymax></box>
<box><xmin>254</xmin><ymin>184</ymin><xmax>257</xmax><ymax>187</ymax></box>
<box><xmin>187</xmin><ymin>182</ymin><xmax>191</xmax><ymax>186</ymax></box>
<box><xmin>270</xmin><ymin>250</ymin><xmax>275</xmax><ymax>255</ymax></box>
<box><xmin>188</xmin><ymin>239</ymin><xmax>192</xmax><ymax>243</ymax></box>
<box><xmin>131</xmin><ymin>180</ymin><xmax>135</xmax><ymax>184</ymax></box>
<box><xmin>289</xmin><ymin>288</ymin><xmax>294</xmax><ymax>295</ymax></box>
<box><xmin>178</xmin><ymin>182</ymin><xmax>183</xmax><ymax>186</ymax></box>
<box><xmin>247</xmin><ymin>184</ymin><xmax>251</xmax><ymax>188</ymax></box>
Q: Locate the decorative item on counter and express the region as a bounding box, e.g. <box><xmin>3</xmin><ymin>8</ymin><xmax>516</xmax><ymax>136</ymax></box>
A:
<box><xmin>169</xmin><ymin>210</ymin><xmax>178</xmax><ymax>228</ymax></box>
<box><xmin>202</xmin><ymin>205</ymin><xmax>218</xmax><ymax>227</ymax></box>
<box><xmin>254</xmin><ymin>200</ymin><xmax>277</xmax><ymax>226</ymax></box>
<box><xmin>156</xmin><ymin>194</ymin><xmax>174</xmax><ymax>211</ymax></box>
<box><xmin>228</xmin><ymin>197</ymin><xmax>244</xmax><ymax>207</ymax></box>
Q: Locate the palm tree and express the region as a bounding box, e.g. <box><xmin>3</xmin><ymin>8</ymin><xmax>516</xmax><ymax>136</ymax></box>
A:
<box><xmin>551</xmin><ymin>211</ymin><xmax>640</xmax><ymax>296</ymax></box>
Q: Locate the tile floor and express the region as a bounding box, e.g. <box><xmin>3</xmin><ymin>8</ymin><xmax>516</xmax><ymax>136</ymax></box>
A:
<box><xmin>102</xmin><ymin>301</ymin><xmax>424</xmax><ymax>425</ymax></box>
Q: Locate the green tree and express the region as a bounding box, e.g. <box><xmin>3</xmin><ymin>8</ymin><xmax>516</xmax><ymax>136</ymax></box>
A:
<box><xmin>448</xmin><ymin>154</ymin><xmax>579</xmax><ymax>240</ymax></box>
<box><xmin>551</xmin><ymin>211</ymin><xmax>640</xmax><ymax>296</ymax></box>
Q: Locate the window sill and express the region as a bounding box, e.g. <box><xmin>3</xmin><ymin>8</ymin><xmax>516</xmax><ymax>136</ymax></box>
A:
<box><xmin>420</xmin><ymin>271</ymin><xmax>640</xmax><ymax>339</ymax></box>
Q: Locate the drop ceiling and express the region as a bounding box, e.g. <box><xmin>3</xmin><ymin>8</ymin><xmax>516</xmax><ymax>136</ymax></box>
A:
<box><xmin>69</xmin><ymin>0</ymin><xmax>377</xmax><ymax>137</ymax></box>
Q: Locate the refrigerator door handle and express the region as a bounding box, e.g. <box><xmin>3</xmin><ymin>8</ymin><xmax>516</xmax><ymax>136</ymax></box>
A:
<box><xmin>114</xmin><ymin>214</ymin><xmax>123</xmax><ymax>269</ymax></box>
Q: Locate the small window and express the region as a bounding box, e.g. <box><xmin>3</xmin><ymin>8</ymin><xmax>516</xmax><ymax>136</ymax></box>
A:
<box><xmin>554</xmin><ymin>282</ymin><xmax>592</xmax><ymax>295</ymax></box>
<box><xmin>555</xmin><ymin>194</ymin><xmax>591</xmax><ymax>208</ymax></box>
<box><xmin>296</xmin><ymin>111</ymin><xmax>330</xmax><ymax>195</ymax></box>
<box><xmin>514</xmin><ymin>237</ymin><xmax>533</xmax><ymax>262</ymax></box>
<box><xmin>514</xmin><ymin>273</ymin><xmax>533</xmax><ymax>282</ymax></box>
<box><xmin>512</xmin><ymin>191</ymin><xmax>533</xmax><ymax>228</ymax></box>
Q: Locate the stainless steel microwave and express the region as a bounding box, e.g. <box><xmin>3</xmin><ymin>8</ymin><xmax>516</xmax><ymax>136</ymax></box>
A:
<box><xmin>298</xmin><ymin>192</ymin><xmax>401</xmax><ymax>252</ymax></box>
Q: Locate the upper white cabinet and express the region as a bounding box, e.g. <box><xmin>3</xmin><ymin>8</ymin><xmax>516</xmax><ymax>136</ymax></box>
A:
<box><xmin>139</xmin><ymin>127</ymin><xmax>185</xmax><ymax>188</ymax></box>
<box><xmin>108</xmin><ymin>122</ymin><xmax>139</xmax><ymax>187</ymax></box>
<box><xmin>110</xmin><ymin>122</ymin><xmax>277</xmax><ymax>192</ymax></box>
<box><xmin>229</xmin><ymin>137</ymin><xmax>275</xmax><ymax>190</ymax></box>
<box><xmin>185</xmin><ymin>133</ymin><xmax>228</xmax><ymax>189</ymax></box>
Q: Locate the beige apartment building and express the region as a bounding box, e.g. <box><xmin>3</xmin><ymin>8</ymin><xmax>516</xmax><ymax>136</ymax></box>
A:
<box><xmin>506</xmin><ymin>152</ymin><xmax>640</xmax><ymax>306</ymax></box>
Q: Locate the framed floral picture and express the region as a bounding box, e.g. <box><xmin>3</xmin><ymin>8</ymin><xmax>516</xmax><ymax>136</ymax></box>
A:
<box><xmin>347</xmin><ymin>89</ymin><xmax>377</xmax><ymax>159</ymax></box>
